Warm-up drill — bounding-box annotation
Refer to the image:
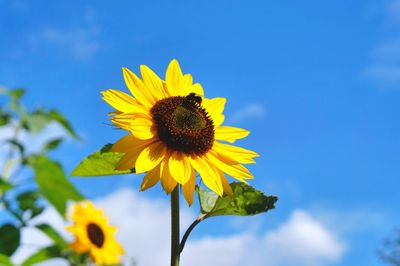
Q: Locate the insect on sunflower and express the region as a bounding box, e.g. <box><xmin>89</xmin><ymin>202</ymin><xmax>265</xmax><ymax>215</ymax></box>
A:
<box><xmin>102</xmin><ymin>59</ymin><xmax>259</xmax><ymax>205</ymax></box>
<box><xmin>67</xmin><ymin>201</ymin><xmax>124</xmax><ymax>265</ymax></box>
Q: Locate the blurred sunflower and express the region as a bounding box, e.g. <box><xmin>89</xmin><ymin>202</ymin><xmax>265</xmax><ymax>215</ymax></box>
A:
<box><xmin>102</xmin><ymin>59</ymin><xmax>258</xmax><ymax>205</ymax></box>
<box><xmin>67</xmin><ymin>201</ymin><xmax>124</xmax><ymax>265</ymax></box>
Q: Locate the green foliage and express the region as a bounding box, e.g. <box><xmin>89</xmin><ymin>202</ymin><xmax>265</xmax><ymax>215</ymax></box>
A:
<box><xmin>22</xmin><ymin>109</ymin><xmax>79</xmax><ymax>139</ymax></box>
<box><xmin>21</xmin><ymin>245</ymin><xmax>62</xmax><ymax>266</ymax></box>
<box><xmin>36</xmin><ymin>224</ymin><xmax>68</xmax><ymax>248</ymax></box>
<box><xmin>29</xmin><ymin>155</ymin><xmax>84</xmax><ymax>216</ymax></box>
<box><xmin>197</xmin><ymin>182</ymin><xmax>278</xmax><ymax>218</ymax></box>
<box><xmin>0</xmin><ymin>179</ymin><xmax>13</xmax><ymax>194</ymax></box>
<box><xmin>16</xmin><ymin>190</ymin><xmax>44</xmax><ymax>219</ymax></box>
<box><xmin>0</xmin><ymin>223</ymin><xmax>20</xmax><ymax>256</ymax></box>
<box><xmin>0</xmin><ymin>86</ymin><xmax>86</xmax><ymax>265</ymax></box>
<box><xmin>71</xmin><ymin>144</ymin><xmax>133</xmax><ymax>177</ymax></box>
<box><xmin>42</xmin><ymin>138</ymin><xmax>63</xmax><ymax>152</ymax></box>
<box><xmin>0</xmin><ymin>253</ymin><xmax>13</xmax><ymax>266</ymax></box>
<box><xmin>0</xmin><ymin>109</ymin><xmax>11</xmax><ymax>127</ymax></box>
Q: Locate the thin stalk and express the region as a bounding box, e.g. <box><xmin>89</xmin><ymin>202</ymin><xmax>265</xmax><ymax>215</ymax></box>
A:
<box><xmin>170</xmin><ymin>187</ymin><xmax>180</xmax><ymax>266</ymax></box>
<box><xmin>179</xmin><ymin>215</ymin><xmax>205</xmax><ymax>254</ymax></box>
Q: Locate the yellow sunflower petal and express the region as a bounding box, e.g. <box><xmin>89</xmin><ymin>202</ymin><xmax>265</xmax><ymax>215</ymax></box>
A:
<box><xmin>215</xmin><ymin>126</ymin><xmax>250</xmax><ymax>143</ymax></box>
<box><xmin>111</xmin><ymin>134</ymin><xmax>147</xmax><ymax>153</ymax></box>
<box><xmin>111</xmin><ymin>113</ymin><xmax>155</xmax><ymax>140</ymax></box>
<box><xmin>168</xmin><ymin>152</ymin><xmax>192</xmax><ymax>185</ymax></box>
<box><xmin>130</xmin><ymin>116</ymin><xmax>155</xmax><ymax>140</ymax></box>
<box><xmin>187</xmin><ymin>83</ymin><xmax>204</xmax><ymax>96</ymax></box>
<box><xmin>182</xmin><ymin>74</ymin><xmax>193</xmax><ymax>90</ymax></box>
<box><xmin>206</xmin><ymin>152</ymin><xmax>253</xmax><ymax>182</ymax></box>
<box><xmin>140</xmin><ymin>164</ymin><xmax>160</xmax><ymax>191</ymax></box>
<box><xmin>101</xmin><ymin>89</ymin><xmax>149</xmax><ymax>114</ymax></box>
<box><xmin>135</xmin><ymin>141</ymin><xmax>166</xmax><ymax>174</ymax></box>
<box><xmin>160</xmin><ymin>155</ymin><xmax>178</xmax><ymax>193</ymax></box>
<box><xmin>182</xmin><ymin>168</ymin><xmax>196</xmax><ymax>206</ymax></box>
<box><xmin>202</xmin><ymin>97</ymin><xmax>226</xmax><ymax>115</ymax></box>
<box><xmin>202</xmin><ymin>97</ymin><xmax>226</xmax><ymax>126</ymax></box>
<box><xmin>188</xmin><ymin>155</ymin><xmax>223</xmax><ymax>196</ymax></box>
<box><xmin>70</xmin><ymin>240</ymin><xmax>89</xmax><ymax>253</ymax></box>
<box><xmin>166</xmin><ymin>59</ymin><xmax>185</xmax><ymax>96</ymax></box>
<box><xmin>212</xmin><ymin>141</ymin><xmax>258</xmax><ymax>164</ymax></box>
<box><xmin>122</xmin><ymin>67</ymin><xmax>156</xmax><ymax>107</ymax></box>
<box><xmin>212</xmin><ymin>114</ymin><xmax>225</xmax><ymax>127</ymax></box>
<box><xmin>68</xmin><ymin>201</ymin><xmax>124</xmax><ymax>265</ymax></box>
<box><xmin>220</xmin><ymin>172</ymin><xmax>233</xmax><ymax>197</ymax></box>
<box><xmin>115</xmin><ymin>139</ymin><xmax>155</xmax><ymax>170</ymax></box>
<box><xmin>140</xmin><ymin>64</ymin><xmax>169</xmax><ymax>100</ymax></box>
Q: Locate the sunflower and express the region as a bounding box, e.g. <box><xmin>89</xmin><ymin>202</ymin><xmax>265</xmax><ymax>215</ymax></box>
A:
<box><xmin>67</xmin><ymin>201</ymin><xmax>124</xmax><ymax>265</ymax></box>
<box><xmin>102</xmin><ymin>59</ymin><xmax>258</xmax><ymax>205</ymax></box>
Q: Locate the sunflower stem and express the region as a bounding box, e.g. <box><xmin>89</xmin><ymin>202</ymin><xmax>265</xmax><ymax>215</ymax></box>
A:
<box><xmin>171</xmin><ymin>187</ymin><xmax>180</xmax><ymax>266</ymax></box>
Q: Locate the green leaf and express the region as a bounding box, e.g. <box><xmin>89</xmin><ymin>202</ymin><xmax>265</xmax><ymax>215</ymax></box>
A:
<box><xmin>29</xmin><ymin>155</ymin><xmax>84</xmax><ymax>216</ymax></box>
<box><xmin>8</xmin><ymin>89</ymin><xmax>25</xmax><ymax>100</ymax></box>
<box><xmin>17</xmin><ymin>190</ymin><xmax>40</xmax><ymax>211</ymax></box>
<box><xmin>21</xmin><ymin>245</ymin><xmax>62</xmax><ymax>266</ymax></box>
<box><xmin>0</xmin><ymin>179</ymin><xmax>13</xmax><ymax>194</ymax></box>
<box><xmin>0</xmin><ymin>224</ymin><xmax>20</xmax><ymax>256</ymax></box>
<box><xmin>22</xmin><ymin>109</ymin><xmax>79</xmax><ymax>139</ymax></box>
<box><xmin>0</xmin><ymin>110</ymin><xmax>10</xmax><ymax>127</ymax></box>
<box><xmin>42</xmin><ymin>138</ymin><xmax>63</xmax><ymax>152</ymax></box>
<box><xmin>71</xmin><ymin>144</ymin><xmax>134</xmax><ymax>177</ymax></box>
<box><xmin>197</xmin><ymin>182</ymin><xmax>278</xmax><ymax>218</ymax></box>
<box><xmin>6</xmin><ymin>139</ymin><xmax>24</xmax><ymax>155</ymax></box>
<box><xmin>0</xmin><ymin>253</ymin><xmax>13</xmax><ymax>266</ymax></box>
<box><xmin>36</xmin><ymin>224</ymin><xmax>68</xmax><ymax>248</ymax></box>
<box><xmin>23</xmin><ymin>110</ymin><xmax>52</xmax><ymax>134</ymax></box>
<box><xmin>47</xmin><ymin>110</ymin><xmax>80</xmax><ymax>140</ymax></box>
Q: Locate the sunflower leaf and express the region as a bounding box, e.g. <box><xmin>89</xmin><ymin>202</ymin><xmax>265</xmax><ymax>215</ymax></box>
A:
<box><xmin>20</xmin><ymin>245</ymin><xmax>62</xmax><ymax>266</ymax></box>
<box><xmin>28</xmin><ymin>155</ymin><xmax>84</xmax><ymax>216</ymax></box>
<box><xmin>197</xmin><ymin>182</ymin><xmax>278</xmax><ymax>218</ymax></box>
<box><xmin>71</xmin><ymin>144</ymin><xmax>134</xmax><ymax>177</ymax></box>
<box><xmin>0</xmin><ymin>223</ymin><xmax>20</xmax><ymax>256</ymax></box>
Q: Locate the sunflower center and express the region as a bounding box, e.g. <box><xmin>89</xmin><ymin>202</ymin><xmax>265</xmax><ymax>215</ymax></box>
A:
<box><xmin>150</xmin><ymin>94</ymin><xmax>214</xmax><ymax>155</ymax></box>
<box><xmin>87</xmin><ymin>223</ymin><xmax>105</xmax><ymax>248</ymax></box>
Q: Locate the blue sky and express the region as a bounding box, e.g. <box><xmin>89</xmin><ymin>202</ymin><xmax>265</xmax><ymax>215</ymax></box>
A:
<box><xmin>1</xmin><ymin>0</ymin><xmax>400</xmax><ymax>265</ymax></box>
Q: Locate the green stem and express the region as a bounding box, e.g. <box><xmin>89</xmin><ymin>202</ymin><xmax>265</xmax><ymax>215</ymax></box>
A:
<box><xmin>179</xmin><ymin>215</ymin><xmax>205</xmax><ymax>253</ymax></box>
<box><xmin>170</xmin><ymin>187</ymin><xmax>180</xmax><ymax>266</ymax></box>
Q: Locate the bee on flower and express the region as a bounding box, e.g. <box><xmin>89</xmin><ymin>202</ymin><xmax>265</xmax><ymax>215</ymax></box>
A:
<box><xmin>102</xmin><ymin>59</ymin><xmax>258</xmax><ymax>205</ymax></box>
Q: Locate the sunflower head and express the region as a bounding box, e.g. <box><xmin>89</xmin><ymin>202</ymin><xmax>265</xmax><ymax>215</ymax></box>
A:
<box><xmin>67</xmin><ymin>201</ymin><xmax>124</xmax><ymax>265</ymax></box>
<box><xmin>102</xmin><ymin>59</ymin><xmax>259</xmax><ymax>205</ymax></box>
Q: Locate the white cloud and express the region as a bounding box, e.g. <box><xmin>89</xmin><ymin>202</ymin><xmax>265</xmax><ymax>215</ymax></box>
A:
<box><xmin>26</xmin><ymin>8</ymin><xmax>101</xmax><ymax>61</ymax></box>
<box><xmin>31</xmin><ymin>26</ymin><xmax>101</xmax><ymax>60</ymax></box>
<box><xmin>364</xmin><ymin>65</ymin><xmax>400</xmax><ymax>85</ymax></box>
<box><xmin>363</xmin><ymin>1</ymin><xmax>400</xmax><ymax>87</ymax></box>
<box><xmin>12</xmin><ymin>189</ymin><xmax>347</xmax><ymax>266</ymax></box>
<box><xmin>229</xmin><ymin>103</ymin><xmax>266</xmax><ymax>124</ymax></box>
<box><xmin>183</xmin><ymin>210</ymin><xmax>345</xmax><ymax>266</ymax></box>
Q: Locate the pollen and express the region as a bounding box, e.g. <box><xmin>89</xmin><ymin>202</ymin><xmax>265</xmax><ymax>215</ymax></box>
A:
<box><xmin>150</xmin><ymin>94</ymin><xmax>214</xmax><ymax>155</ymax></box>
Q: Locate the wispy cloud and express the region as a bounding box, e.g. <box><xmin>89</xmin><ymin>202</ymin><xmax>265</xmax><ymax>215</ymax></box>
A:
<box><xmin>30</xmin><ymin>26</ymin><xmax>101</xmax><ymax>60</ymax></box>
<box><xmin>363</xmin><ymin>1</ymin><xmax>400</xmax><ymax>88</ymax></box>
<box><xmin>27</xmin><ymin>8</ymin><xmax>101</xmax><ymax>61</ymax></box>
<box><xmin>229</xmin><ymin>103</ymin><xmax>266</xmax><ymax>124</ymax></box>
<box><xmin>13</xmin><ymin>188</ymin><xmax>347</xmax><ymax>266</ymax></box>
